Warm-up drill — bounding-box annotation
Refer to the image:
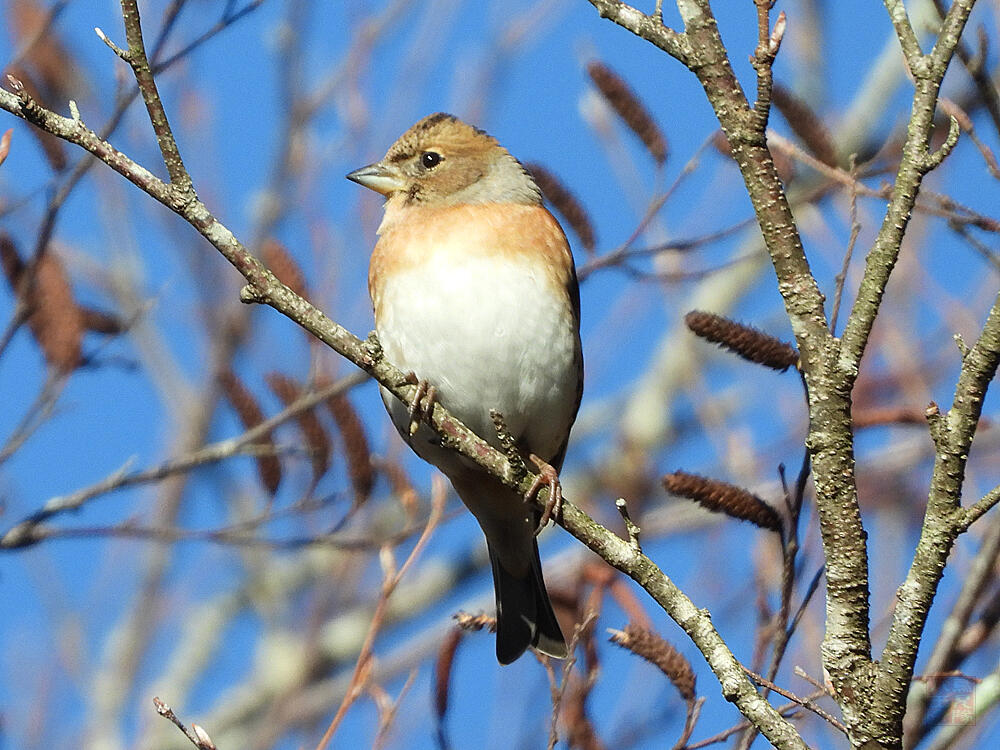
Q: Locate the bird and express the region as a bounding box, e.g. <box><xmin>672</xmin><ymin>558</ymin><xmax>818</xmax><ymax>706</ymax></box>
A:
<box><xmin>347</xmin><ymin>113</ymin><xmax>583</xmax><ymax>664</ymax></box>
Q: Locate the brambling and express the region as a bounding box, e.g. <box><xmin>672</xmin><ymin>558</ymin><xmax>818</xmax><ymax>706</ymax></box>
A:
<box><xmin>348</xmin><ymin>113</ymin><xmax>583</xmax><ymax>664</ymax></box>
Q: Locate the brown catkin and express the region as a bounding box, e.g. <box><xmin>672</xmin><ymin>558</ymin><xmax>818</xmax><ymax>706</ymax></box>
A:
<box><xmin>525</xmin><ymin>162</ymin><xmax>596</xmax><ymax>254</ymax></box>
<box><xmin>587</xmin><ymin>61</ymin><xmax>667</xmax><ymax>165</ymax></box>
<box><xmin>663</xmin><ymin>471</ymin><xmax>782</xmax><ymax>533</ymax></box>
<box><xmin>265</xmin><ymin>373</ymin><xmax>331</xmax><ymax>482</ymax></box>
<box><xmin>609</xmin><ymin>624</ymin><xmax>696</xmax><ymax>701</ymax></box>
<box><xmin>562</xmin><ymin>679</ymin><xmax>602</xmax><ymax>750</ymax></box>
<box><xmin>771</xmin><ymin>83</ymin><xmax>839</xmax><ymax>168</ymax></box>
<box><xmin>378</xmin><ymin>459</ymin><xmax>418</xmax><ymax>518</ymax></box>
<box><xmin>219</xmin><ymin>370</ymin><xmax>282</xmax><ymax>495</ymax></box>
<box><xmin>2</xmin><ymin>238</ymin><xmax>95</xmax><ymax>371</ymax></box>
<box><xmin>326</xmin><ymin>392</ymin><xmax>375</xmax><ymax>505</ymax></box>
<box><xmin>26</xmin><ymin>250</ymin><xmax>84</xmax><ymax>372</ymax></box>
<box><xmin>433</xmin><ymin>628</ymin><xmax>463</xmax><ymax>724</ymax></box>
<box><xmin>0</xmin><ymin>233</ymin><xmax>25</xmax><ymax>286</ymax></box>
<box><xmin>685</xmin><ymin>310</ymin><xmax>799</xmax><ymax>372</ymax></box>
<box><xmin>260</xmin><ymin>239</ymin><xmax>308</xmax><ymax>300</ymax></box>
<box><xmin>80</xmin><ymin>307</ymin><xmax>126</xmax><ymax>335</ymax></box>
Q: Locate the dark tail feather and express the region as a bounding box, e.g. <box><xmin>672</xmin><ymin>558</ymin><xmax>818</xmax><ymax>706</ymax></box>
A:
<box><xmin>488</xmin><ymin>540</ymin><xmax>568</xmax><ymax>665</ymax></box>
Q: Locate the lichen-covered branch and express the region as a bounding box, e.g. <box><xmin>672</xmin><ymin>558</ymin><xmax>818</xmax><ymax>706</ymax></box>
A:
<box><xmin>585</xmin><ymin>1</ymin><xmax>988</xmax><ymax>748</ymax></box>
<box><xmin>587</xmin><ymin>0</ymin><xmax>876</xmax><ymax>730</ymax></box>
<box><xmin>114</xmin><ymin>0</ymin><xmax>193</xmax><ymax>191</ymax></box>
<box><xmin>837</xmin><ymin>0</ymin><xmax>972</xmax><ymax>376</ymax></box>
<box><xmin>872</xmin><ymin>289</ymin><xmax>1000</xmax><ymax>739</ymax></box>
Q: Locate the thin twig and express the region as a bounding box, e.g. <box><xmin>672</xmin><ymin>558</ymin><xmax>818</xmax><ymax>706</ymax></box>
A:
<box><xmin>671</xmin><ymin>697</ymin><xmax>704</xmax><ymax>750</ymax></box>
<box><xmin>153</xmin><ymin>697</ymin><xmax>217</xmax><ymax>749</ymax></box>
<box><xmin>830</xmin><ymin>155</ymin><xmax>861</xmax><ymax>334</ymax></box>
<box><xmin>0</xmin><ymin>373</ymin><xmax>366</xmax><ymax>548</ymax></box>
<box><xmin>903</xmin><ymin>514</ymin><xmax>1000</xmax><ymax>742</ymax></box>
<box><xmin>683</xmin><ymin>692</ymin><xmax>826</xmax><ymax>749</ymax></box>
<box><xmin>0</xmin><ymin>369</ymin><xmax>69</xmax><ymax>465</ymax></box>
<box><xmin>314</xmin><ymin>477</ymin><xmax>447</xmax><ymax>750</ymax></box>
<box><xmin>741</xmin><ymin>666</ymin><xmax>848</xmax><ymax>735</ymax></box>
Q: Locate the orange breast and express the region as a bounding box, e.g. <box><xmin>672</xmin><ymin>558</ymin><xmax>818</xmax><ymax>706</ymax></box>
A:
<box><xmin>368</xmin><ymin>202</ymin><xmax>575</xmax><ymax>319</ymax></box>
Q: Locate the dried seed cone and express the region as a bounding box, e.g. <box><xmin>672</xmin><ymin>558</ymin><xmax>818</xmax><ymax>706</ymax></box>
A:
<box><xmin>219</xmin><ymin>370</ymin><xmax>282</xmax><ymax>495</ymax></box>
<box><xmin>379</xmin><ymin>459</ymin><xmax>418</xmax><ymax>517</ymax></box>
<box><xmin>434</xmin><ymin>628</ymin><xmax>463</xmax><ymax>722</ymax></box>
<box><xmin>2</xmin><ymin>237</ymin><xmax>85</xmax><ymax>371</ymax></box>
<box><xmin>771</xmin><ymin>84</ymin><xmax>838</xmax><ymax>168</ymax></box>
<box><xmin>261</xmin><ymin>239</ymin><xmax>308</xmax><ymax>300</ymax></box>
<box><xmin>28</xmin><ymin>251</ymin><xmax>84</xmax><ymax>372</ymax></box>
<box><xmin>325</xmin><ymin>392</ymin><xmax>375</xmax><ymax>505</ymax></box>
<box><xmin>685</xmin><ymin>310</ymin><xmax>799</xmax><ymax>371</ymax></box>
<box><xmin>562</xmin><ymin>678</ymin><xmax>602</xmax><ymax>750</ymax></box>
<box><xmin>525</xmin><ymin>162</ymin><xmax>596</xmax><ymax>253</ymax></box>
<box><xmin>0</xmin><ymin>233</ymin><xmax>25</xmax><ymax>285</ymax></box>
<box><xmin>609</xmin><ymin>624</ymin><xmax>696</xmax><ymax>701</ymax></box>
<box><xmin>80</xmin><ymin>307</ymin><xmax>126</xmax><ymax>335</ymax></box>
<box><xmin>265</xmin><ymin>372</ymin><xmax>331</xmax><ymax>482</ymax></box>
<box><xmin>587</xmin><ymin>61</ymin><xmax>667</xmax><ymax>165</ymax></box>
<box><xmin>663</xmin><ymin>471</ymin><xmax>782</xmax><ymax>533</ymax></box>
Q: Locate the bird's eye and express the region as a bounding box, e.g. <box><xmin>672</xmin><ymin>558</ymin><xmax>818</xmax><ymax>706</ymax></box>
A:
<box><xmin>420</xmin><ymin>151</ymin><xmax>442</xmax><ymax>169</ymax></box>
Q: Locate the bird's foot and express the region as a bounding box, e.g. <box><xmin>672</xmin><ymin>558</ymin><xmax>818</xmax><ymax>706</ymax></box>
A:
<box><xmin>525</xmin><ymin>454</ymin><xmax>562</xmax><ymax>535</ymax></box>
<box><xmin>405</xmin><ymin>372</ymin><xmax>437</xmax><ymax>437</ymax></box>
<box><xmin>490</xmin><ymin>409</ymin><xmax>528</xmax><ymax>483</ymax></box>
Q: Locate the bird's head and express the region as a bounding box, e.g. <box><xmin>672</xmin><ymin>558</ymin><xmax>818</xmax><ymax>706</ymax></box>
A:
<box><xmin>347</xmin><ymin>113</ymin><xmax>541</xmax><ymax>207</ymax></box>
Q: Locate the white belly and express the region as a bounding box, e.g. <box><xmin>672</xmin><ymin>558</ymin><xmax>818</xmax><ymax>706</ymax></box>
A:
<box><xmin>375</xmin><ymin>253</ymin><xmax>578</xmax><ymax>473</ymax></box>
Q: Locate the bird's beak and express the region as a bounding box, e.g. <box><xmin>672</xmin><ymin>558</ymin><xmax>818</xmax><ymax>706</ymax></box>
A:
<box><xmin>346</xmin><ymin>161</ymin><xmax>405</xmax><ymax>195</ymax></box>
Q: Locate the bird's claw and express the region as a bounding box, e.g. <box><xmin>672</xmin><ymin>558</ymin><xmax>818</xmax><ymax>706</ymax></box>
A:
<box><xmin>406</xmin><ymin>374</ymin><xmax>437</xmax><ymax>437</ymax></box>
<box><xmin>525</xmin><ymin>454</ymin><xmax>562</xmax><ymax>535</ymax></box>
